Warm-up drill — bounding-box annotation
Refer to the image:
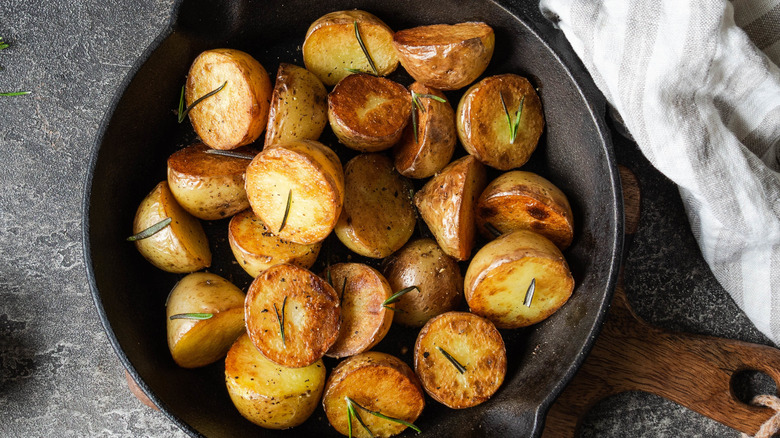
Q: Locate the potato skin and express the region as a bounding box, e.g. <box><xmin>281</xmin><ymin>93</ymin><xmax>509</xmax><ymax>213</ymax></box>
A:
<box><xmin>457</xmin><ymin>74</ymin><xmax>544</xmax><ymax>170</ymax></box>
<box><xmin>132</xmin><ymin>181</ymin><xmax>211</xmax><ymax>273</ymax></box>
<box><xmin>394</xmin><ymin>83</ymin><xmax>456</xmax><ymax>178</ymax></box>
<box><xmin>225</xmin><ymin>333</ymin><xmax>326</xmax><ymax>429</ymax></box>
<box><xmin>382</xmin><ymin>238</ymin><xmax>463</xmax><ymax>327</ymax></box>
<box><xmin>265</xmin><ymin>63</ymin><xmax>328</xmax><ymax>147</ymax></box>
<box><xmin>186</xmin><ymin>49</ymin><xmax>272</xmax><ymax>150</ymax></box>
<box><xmin>393</xmin><ymin>22</ymin><xmax>494</xmax><ymax>90</ymax></box>
<box><xmin>476</xmin><ymin>171</ymin><xmax>574</xmax><ymax>249</ymax></box>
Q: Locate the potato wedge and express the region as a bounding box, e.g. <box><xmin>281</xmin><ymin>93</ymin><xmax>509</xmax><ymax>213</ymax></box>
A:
<box><xmin>382</xmin><ymin>239</ymin><xmax>463</xmax><ymax>327</ymax></box>
<box><xmin>228</xmin><ymin>209</ymin><xmax>322</xmax><ymax>277</ymax></box>
<box><xmin>322</xmin><ymin>263</ymin><xmax>393</xmax><ymax>358</ymax></box>
<box><xmin>303</xmin><ymin>10</ymin><xmax>398</xmax><ymax>87</ymax></box>
<box><xmin>226</xmin><ymin>333</ymin><xmax>326</xmax><ymax>429</ymax></box>
<box><xmin>245</xmin><ymin>139</ymin><xmax>345</xmax><ymax>245</ymax></box>
<box><xmin>323</xmin><ymin>352</ymin><xmax>424</xmax><ymax>438</ymax></box>
<box><xmin>264</xmin><ymin>63</ymin><xmax>328</xmax><ymax>147</ymax></box>
<box><xmin>414</xmin><ymin>155</ymin><xmax>487</xmax><ymax>260</ymax></box>
<box><xmin>393</xmin><ymin>22</ymin><xmax>494</xmax><ymax>90</ymax></box>
<box><xmin>131</xmin><ymin>181</ymin><xmax>211</xmax><ymax>273</ymax></box>
<box><xmin>476</xmin><ymin>171</ymin><xmax>574</xmax><ymax>249</ymax></box>
<box><xmin>414</xmin><ymin>312</ymin><xmax>506</xmax><ymax>408</ymax></box>
<box><xmin>464</xmin><ymin>230</ymin><xmax>574</xmax><ymax>328</ymax></box>
<box><xmin>335</xmin><ymin>154</ymin><xmax>415</xmax><ymax>258</ymax></box>
<box><xmin>245</xmin><ymin>264</ymin><xmax>340</xmax><ymax>367</ymax></box>
<box><xmin>394</xmin><ymin>83</ymin><xmax>456</xmax><ymax>178</ymax></box>
<box><xmin>186</xmin><ymin>49</ymin><xmax>272</xmax><ymax>150</ymax></box>
<box><xmin>328</xmin><ymin>74</ymin><xmax>412</xmax><ymax>152</ymax></box>
<box><xmin>457</xmin><ymin>74</ymin><xmax>545</xmax><ymax>170</ymax></box>
<box><xmin>166</xmin><ymin>272</ymin><xmax>246</xmax><ymax>368</ymax></box>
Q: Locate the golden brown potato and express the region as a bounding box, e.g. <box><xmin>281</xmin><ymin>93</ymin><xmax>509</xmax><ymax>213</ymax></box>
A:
<box><xmin>244</xmin><ymin>139</ymin><xmax>345</xmax><ymax>245</ymax></box>
<box><xmin>228</xmin><ymin>209</ymin><xmax>322</xmax><ymax>277</ymax></box>
<box><xmin>303</xmin><ymin>10</ymin><xmax>399</xmax><ymax>87</ymax></box>
<box><xmin>382</xmin><ymin>239</ymin><xmax>463</xmax><ymax>327</ymax></box>
<box><xmin>166</xmin><ymin>272</ymin><xmax>246</xmax><ymax>368</ymax></box>
<box><xmin>457</xmin><ymin>74</ymin><xmax>544</xmax><ymax>170</ymax></box>
<box><xmin>225</xmin><ymin>333</ymin><xmax>326</xmax><ymax>429</ymax></box>
<box><xmin>323</xmin><ymin>352</ymin><xmax>424</xmax><ymax>438</ymax></box>
<box><xmin>328</xmin><ymin>74</ymin><xmax>412</xmax><ymax>152</ymax></box>
<box><xmin>476</xmin><ymin>171</ymin><xmax>574</xmax><ymax>249</ymax></box>
<box><xmin>185</xmin><ymin>49</ymin><xmax>272</xmax><ymax>150</ymax></box>
<box><xmin>264</xmin><ymin>63</ymin><xmax>328</xmax><ymax>147</ymax></box>
<box><xmin>414</xmin><ymin>312</ymin><xmax>506</xmax><ymax>409</ymax></box>
<box><xmin>394</xmin><ymin>83</ymin><xmax>456</xmax><ymax>178</ymax></box>
<box><xmin>464</xmin><ymin>230</ymin><xmax>574</xmax><ymax>328</ymax></box>
<box><xmin>244</xmin><ymin>264</ymin><xmax>340</xmax><ymax>367</ymax></box>
<box><xmin>393</xmin><ymin>22</ymin><xmax>494</xmax><ymax>90</ymax></box>
<box><xmin>335</xmin><ymin>154</ymin><xmax>415</xmax><ymax>258</ymax></box>
<box><xmin>131</xmin><ymin>181</ymin><xmax>211</xmax><ymax>273</ymax></box>
<box><xmin>414</xmin><ymin>155</ymin><xmax>487</xmax><ymax>261</ymax></box>
<box><xmin>322</xmin><ymin>263</ymin><xmax>393</xmax><ymax>358</ymax></box>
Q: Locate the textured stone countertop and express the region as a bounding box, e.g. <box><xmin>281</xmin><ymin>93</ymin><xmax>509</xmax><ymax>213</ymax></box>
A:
<box><xmin>0</xmin><ymin>0</ymin><xmax>775</xmax><ymax>437</ymax></box>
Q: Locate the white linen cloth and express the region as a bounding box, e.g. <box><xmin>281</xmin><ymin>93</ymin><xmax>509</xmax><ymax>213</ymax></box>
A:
<box><xmin>538</xmin><ymin>0</ymin><xmax>780</xmax><ymax>344</ymax></box>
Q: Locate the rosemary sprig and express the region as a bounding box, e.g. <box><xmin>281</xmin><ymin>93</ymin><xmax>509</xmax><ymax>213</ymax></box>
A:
<box><xmin>204</xmin><ymin>149</ymin><xmax>254</xmax><ymax>160</ymax></box>
<box><xmin>127</xmin><ymin>217</ymin><xmax>172</xmax><ymax>241</ymax></box>
<box><xmin>169</xmin><ymin>313</ymin><xmax>213</xmax><ymax>320</ymax></box>
<box><xmin>436</xmin><ymin>346</ymin><xmax>466</xmax><ymax>374</ymax></box>
<box><xmin>523</xmin><ymin>278</ymin><xmax>536</xmax><ymax>307</ymax></box>
<box><xmin>353</xmin><ymin>21</ymin><xmax>378</xmax><ymax>75</ymax></box>
<box><xmin>346</xmin><ymin>396</ymin><xmax>422</xmax><ymax>435</ymax></box>
<box><xmin>346</xmin><ymin>397</ymin><xmax>373</xmax><ymax>438</ymax></box>
<box><xmin>499</xmin><ymin>92</ymin><xmax>525</xmax><ymax>144</ymax></box>
<box><xmin>409</xmin><ymin>91</ymin><xmax>447</xmax><ymax>144</ymax></box>
<box><xmin>279</xmin><ymin>189</ymin><xmax>292</xmax><ymax>233</ymax></box>
<box><xmin>177</xmin><ymin>81</ymin><xmax>227</xmax><ymax>123</ymax></box>
<box><xmin>382</xmin><ymin>286</ymin><xmax>419</xmax><ymax>310</ymax></box>
<box><xmin>484</xmin><ymin>222</ymin><xmax>502</xmax><ymax>238</ymax></box>
<box><xmin>273</xmin><ymin>296</ymin><xmax>288</xmax><ymax>346</ymax></box>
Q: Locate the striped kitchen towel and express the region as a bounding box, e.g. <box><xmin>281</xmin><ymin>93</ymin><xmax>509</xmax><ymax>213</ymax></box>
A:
<box><xmin>538</xmin><ymin>0</ymin><xmax>780</xmax><ymax>344</ymax></box>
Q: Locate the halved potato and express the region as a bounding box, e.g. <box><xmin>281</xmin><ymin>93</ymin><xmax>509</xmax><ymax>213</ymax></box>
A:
<box><xmin>228</xmin><ymin>208</ymin><xmax>321</xmax><ymax>277</ymax></box>
<box><xmin>328</xmin><ymin>74</ymin><xmax>412</xmax><ymax>152</ymax></box>
<box><xmin>322</xmin><ymin>263</ymin><xmax>393</xmax><ymax>358</ymax></box>
<box><xmin>335</xmin><ymin>154</ymin><xmax>415</xmax><ymax>258</ymax></box>
<box><xmin>244</xmin><ymin>139</ymin><xmax>345</xmax><ymax>245</ymax></box>
<box><xmin>414</xmin><ymin>312</ymin><xmax>506</xmax><ymax>408</ymax></box>
<box><xmin>323</xmin><ymin>352</ymin><xmax>424</xmax><ymax>438</ymax></box>
<box><xmin>464</xmin><ymin>230</ymin><xmax>574</xmax><ymax>328</ymax></box>
<box><xmin>226</xmin><ymin>333</ymin><xmax>326</xmax><ymax>429</ymax></box>
<box><xmin>476</xmin><ymin>171</ymin><xmax>574</xmax><ymax>249</ymax></box>
<box><xmin>394</xmin><ymin>82</ymin><xmax>456</xmax><ymax>178</ymax></box>
<box><xmin>185</xmin><ymin>49</ymin><xmax>272</xmax><ymax>150</ymax></box>
<box><xmin>382</xmin><ymin>238</ymin><xmax>463</xmax><ymax>327</ymax></box>
<box><xmin>303</xmin><ymin>10</ymin><xmax>398</xmax><ymax>87</ymax></box>
<box><xmin>244</xmin><ymin>263</ymin><xmax>340</xmax><ymax>367</ymax></box>
<box><xmin>264</xmin><ymin>63</ymin><xmax>328</xmax><ymax>147</ymax></box>
<box><xmin>131</xmin><ymin>181</ymin><xmax>211</xmax><ymax>273</ymax></box>
<box><xmin>393</xmin><ymin>22</ymin><xmax>494</xmax><ymax>90</ymax></box>
<box><xmin>166</xmin><ymin>272</ymin><xmax>246</xmax><ymax>368</ymax></box>
<box><xmin>414</xmin><ymin>155</ymin><xmax>487</xmax><ymax>260</ymax></box>
<box><xmin>457</xmin><ymin>74</ymin><xmax>544</xmax><ymax>170</ymax></box>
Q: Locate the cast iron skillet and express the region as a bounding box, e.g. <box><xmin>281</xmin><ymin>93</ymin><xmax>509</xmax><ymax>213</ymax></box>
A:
<box><xmin>83</xmin><ymin>0</ymin><xmax>623</xmax><ymax>436</ymax></box>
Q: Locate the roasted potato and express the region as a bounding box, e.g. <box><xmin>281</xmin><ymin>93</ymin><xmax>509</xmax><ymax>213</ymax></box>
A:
<box><xmin>328</xmin><ymin>74</ymin><xmax>412</xmax><ymax>152</ymax></box>
<box><xmin>166</xmin><ymin>272</ymin><xmax>246</xmax><ymax>368</ymax></box>
<box><xmin>335</xmin><ymin>154</ymin><xmax>415</xmax><ymax>258</ymax></box>
<box><xmin>131</xmin><ymin>181</ymin><xmax>211</xmax><ymax>273</ymax></box>
<box><xmin>225</xmin><ymin>333</ymin><xmax>326</xmax><ymax>429</ymax></box>
<box><xmin>322</xmin><ymin>263</ymin><xmax>393</xmax><ymax>358</ymax></box>
<box><xmin>228</xmin><ymin>208</ymin><xmax>322</xmax><ymax>277</ymax></box>
<box><xmin>264</xmin><ymin>63</ymin><xmax>328</xmax><ymax>147</ymax></box>
<box><xmin>382</xmin><ymin>239</ymin><xmax>463</xmax><ymax>327</ymax></box>
<box><xmin>244</xmin><ymin>263</ymin><xmax>340</xmax><ymax>367</ymax></box>
<box><xmin>414</xmin><ymin>312</ymin><xmax>506</xmax><ymax>409</ymax></box>
<box><xmin>185</xmin><ymin>49</ymin><xmax>272</xmax><ymax>150</ymax></box>
<box><xmin>414</xmin><ymin>155</ymin><xmax>487</xmax><ymax>260</ymax></box>
<box><xmin>464</xmin><ymin>230</ymin><xmax>574</xmax><ymax>328</ymax></box>
<box><xmin>457</xmin><ymin>74</ymin><xmax>544</xmax><ymax>170</ymax></box>
<box><xmin>303</xmin><ymin>10</ymin><xmax>399</xmax><ymax>87</ymax></box>
<box><xmin>394</xmin><ymin>82</ymin><xmax>456</xmax><ymax>178</ymax></box>
<box><xmin>393</xmin><ymin>22</ymin><xmax>494</xmax><ymax>90</ymax></box>
<box><xmin>476</xmin><ymin>171</ymin><xmax>574</xmax><ymax>249</ymax></box>
<box><xmin>244</xmin><ymin>139</ymin><xmax>345</xmax><ymax>245</ymax></box>
<box><xmin>323</xmin><ymin>352</ymin><xmax>424</xmax><ymax>438</ymax></box>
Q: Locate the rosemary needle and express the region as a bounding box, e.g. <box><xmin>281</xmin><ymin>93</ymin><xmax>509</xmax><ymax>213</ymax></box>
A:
<box><xmin>523</xmin><ymin>278</ymin><xmax>536</xmax><ymax>307</ymax></box>
<box><xmin>279</xmin><ymin>190</ymin><xmax>292</xmax><ymax>233</ymax></box>
<box><xmin>127</xmin><ymin>217</ymin><xmax>172</xmax><ymax>241</ymax></box>
<box><xmin>382</xmin><ymin>286</ymin><xmax>419</xmax><ymax>310</ymax></box>
<box><xmin>177</xmin><ymin>81</ymin><xmax>227</xmax><ymax>123</ymax></box>
<box><xmin>353</xmin><ymin>21</ymin><xmax>378</xmax><ymax>75</ymax></box>
<box><xmin>436</xmin><ymin>346</ymin><xmax>466</xmax><ymax>374</ymax></box>
<box><xmin>169</xmin><ymin>313</ymin><xmax>213</xmax><ymax>320</ymax></box>
<box><xmin>273</xmin><ymin>296</ymin><xmax>288</xmax><ymax>346</ymax></box>
<box><xmin>204</xmin><ymin>149</ymin><xmax>254</xmax><ymax>160</ymax></box>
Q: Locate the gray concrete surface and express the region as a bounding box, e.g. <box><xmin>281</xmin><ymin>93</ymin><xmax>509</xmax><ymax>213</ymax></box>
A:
<box><xmin>0</xmin><ymin>0</ymin><xmax>775</xmax><ymax>437</ymax></box>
